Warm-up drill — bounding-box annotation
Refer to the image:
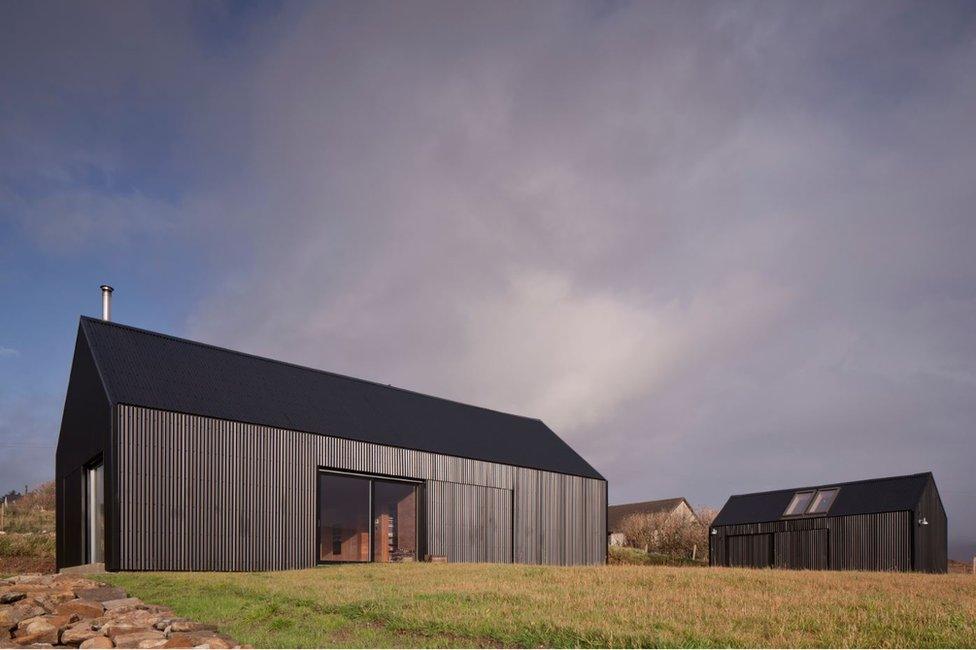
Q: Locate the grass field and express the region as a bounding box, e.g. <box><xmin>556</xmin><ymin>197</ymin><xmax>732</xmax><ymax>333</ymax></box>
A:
<box><xmin>0</xmin><ymin>482</ymin><xmax>56</xmax><ymax>574</ymax></box>
<box><xmin>607</xmin><ymin>545</ymin><xmax>705</xmax><ymax>567</ymax></box>
<box><xmin>99</xmin><ymin>563</ymin><xmax>976</xmax><ymax>648</ymax></box>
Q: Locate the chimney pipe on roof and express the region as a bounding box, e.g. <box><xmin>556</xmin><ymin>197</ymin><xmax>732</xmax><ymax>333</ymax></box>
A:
<box><xmin>100</xmin><ymin>285</ymin><xmax>113</xmax><ymax>321</ymax></box>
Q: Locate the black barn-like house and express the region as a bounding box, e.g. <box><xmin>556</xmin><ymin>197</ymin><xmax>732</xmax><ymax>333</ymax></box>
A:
<box><xmin>709</xmin><ymin>473</ymin><xmax>947</xmax><ymax>572</ymax></box>
<box><xmin>56</xmin><ymin>315</ymin><xmax>607</xmax><ymax>571</ymax></box>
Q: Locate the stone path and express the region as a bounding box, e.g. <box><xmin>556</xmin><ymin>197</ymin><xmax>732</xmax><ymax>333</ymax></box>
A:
<box><xmin>0</xmin><ymin>574</ymin><xmax>244</xmax><ymax>649</ymax></box>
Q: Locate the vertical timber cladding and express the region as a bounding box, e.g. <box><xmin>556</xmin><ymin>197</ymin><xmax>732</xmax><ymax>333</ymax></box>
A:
<box><xmin>116</xmin><ymin>405</ymin><xmax>606</xmax><ymax>570</ymax></box>
<box><xmin>512</xmin><ymin>467</ymin><xmax>606</xmax><ymax>565</ymax></box>
<box><xmin>716</xmin><ymin>512</ymin><xmax>912</xmax><ymax>571</ymax></box>
<box><xmin>425</xmin><ymin>481</ymin><xmax>512</xmax><ymax>562</ymax></box>
<box><xmin>773</xmin><ymin>529</ymin><xmax>828</xmax><ymax>570</ymax></box>
<box><xmin>726</xmin><ymin>534</ymin><xmax>772</xmax><ymax>567</ymax></box>
<box><xmin>827</xmin><ymin>512</ymin><xmax>911</xmax><ymax>571</ymax></box>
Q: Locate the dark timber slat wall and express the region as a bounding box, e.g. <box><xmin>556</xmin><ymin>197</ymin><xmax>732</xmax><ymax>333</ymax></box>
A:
<box><xmin>914</xmin><ymin>479</ymin><xmax>948</xmax><ymax>572</ymax></box>
<box><xmin>828</xmin><ymin>512</ymin><xmax>910</xmax><ymax>571</ymax></box>
<box><xmin>426</xmin><ymin>481</ymin><xmax>512</xmax><ymax>563</ymax></box>
<box><xmin>711</xmin><ymin>512</ymin><xmax>913</xmax><ymax>571</ymax></box>
<box><xmin>116</xmin><ymin>405</ymin><xmax>605</xmax><ymax>570</ymax></box>
<box><xmin>774</xmin><ymin>529</ymin><xmax>828</xmax><ymax>569</ymax></box>
<box><xmin>56</xmin><ymin>328</ymin><xmax>113</xmax><ymax>570</ymax></box>
<box><xmin>727</xmin><ymin>534</ymin><xmax>772</xmax><ymax>567</ymax></box>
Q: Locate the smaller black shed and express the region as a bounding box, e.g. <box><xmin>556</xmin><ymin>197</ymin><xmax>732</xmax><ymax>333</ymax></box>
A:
<box><xmin>709</xmin><ymin>472</ymin><xmax>946</xmax><ymax>573</ymax></box>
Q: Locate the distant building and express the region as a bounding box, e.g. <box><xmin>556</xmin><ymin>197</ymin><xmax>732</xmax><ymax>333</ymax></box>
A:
<box><xmin>2</xmin><ymin>490</ymin><xmax>22</xmax><ymax>504</ymax></box>
<box><xmin>607</xmin><ymin>497</ymin><xmax>695</xmax><ymax>546</ymax></box>
<box><xmin>709</xmin><ymin>472</ymin><xmax>946</xmax><ymax>572</ymax></box>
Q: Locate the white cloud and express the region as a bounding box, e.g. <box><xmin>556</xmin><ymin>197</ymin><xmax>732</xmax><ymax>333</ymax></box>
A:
<box><xmin>0</xmin><ymin>347</ymin><xmax>19</xmax><ymax>357</ymax></box>
<box><xmin>456</xmin><ymin>270</ymin><xmax>791</xmax><ymax>432</ymax></box>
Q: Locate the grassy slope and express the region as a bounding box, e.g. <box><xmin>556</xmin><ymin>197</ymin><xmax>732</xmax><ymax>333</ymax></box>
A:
<box><xmin>101</xmin><ymin>564</ymin><xmax>976</xmax><ymax>648</ymax></box>
<box><xmin>0</xmin><ymin>482</ymin><xmax>56</xmax><ymax>575</ymax></box>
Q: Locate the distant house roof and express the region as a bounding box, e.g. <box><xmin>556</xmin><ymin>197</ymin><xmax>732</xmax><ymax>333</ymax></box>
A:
<box><xmin>608</xmin><ymin>497</ymin><xmax>691</xmax><ymax>532</ymax></box>
<box><xmin>712</xmin><ymin>472</ymin><xmax>933</xmax><ymax>527</ymax></box>
<box><xmin>78</xmin><ymin>317</ymin><xmax>604</xmax><ymax>480</ymax></box>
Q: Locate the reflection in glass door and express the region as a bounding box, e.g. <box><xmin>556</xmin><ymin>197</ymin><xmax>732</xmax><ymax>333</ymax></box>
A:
<box><xmin>86</xmin><ymin>462</ymin><xmax>104</xmax><ymax>564</ymax></box>
<box><xmin>318</xmin><ymin>473</ymin><xmax>371</xmax><ymax>562</ymax></box>
<box><xmin>317</xmin><ymin>471</ymin><xmax>418</xmax><ymax>563</ymax></box>
<box><xmin>372</xmin><ymin>480</ymin><xmax>417</xmax><ymax>562</ymax></box>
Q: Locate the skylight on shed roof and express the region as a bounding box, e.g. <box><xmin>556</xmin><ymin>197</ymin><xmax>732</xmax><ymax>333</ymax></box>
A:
<box><xmin>807</xmin><ymin>488</ymin><xmax>839</xmax><ymax>514</ymax></box>
<box><xmin>783</xmin><ymin>491</ymin><xmax>814</xmax><ymax>516</ymax></box>
<box><xmin>783</xmin><ymin>487</ymin><xmax>840</xmax><ymax>517</ymax></box>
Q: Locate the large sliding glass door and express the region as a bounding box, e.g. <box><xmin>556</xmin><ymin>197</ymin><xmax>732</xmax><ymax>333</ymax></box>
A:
<box><xmin>372</xmin><ymin>480</ymin><xmax>417</xmax><ymax>563</ymax></box>
<box><xmin>317</xmin><ymin>471</ymin><xmax>418</xmax><ymax>563</ymax></box>
<box><xmin>318</xmin><ymin>474</ymin><xmax>371</xmax><ymax>562</ymax></box>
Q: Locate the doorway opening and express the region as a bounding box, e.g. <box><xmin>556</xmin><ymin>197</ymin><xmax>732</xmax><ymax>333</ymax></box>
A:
<box><xmin>84</xmin><ymin>459</ymin><xmax>104</xmax><ymax>564</ymax></box>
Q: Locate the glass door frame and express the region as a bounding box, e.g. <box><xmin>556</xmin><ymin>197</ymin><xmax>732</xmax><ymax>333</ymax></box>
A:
<box><xmin>83</xmin><ymin>454</ymin><xmax>104</xmax><ymax>565</ymax></box>
<box><xmin>316</xmin><ymin>468</ymin><xmax>422</xmax><ymax>564</ymax></box>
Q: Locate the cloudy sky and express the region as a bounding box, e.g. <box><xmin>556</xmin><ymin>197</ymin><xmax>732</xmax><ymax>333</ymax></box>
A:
<box><xmin>1</xmin><ymin>1</ymin><xmax>975</xmax><ymax>558</ymax></box>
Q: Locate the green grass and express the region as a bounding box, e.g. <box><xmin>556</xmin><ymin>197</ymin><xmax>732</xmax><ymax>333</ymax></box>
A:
<box><xmin>99</xmin><ymin>563</ymin><xmax>976</xmax><ymax>648</ymax></box>
<box><xmin>607</xmin><ymin>546</ymin><xmax>705</xmax><ymax>567</ymax></box>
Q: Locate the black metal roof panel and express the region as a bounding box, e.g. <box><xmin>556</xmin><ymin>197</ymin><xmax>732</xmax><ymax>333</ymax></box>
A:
<box><xmin>712</xmin><ymin>472</ymin><xmax>932</xmax><ymax>527</ymax></box>
<box><xmin>79</xmin><ymin>317</ymin><xmax>603</xmax><ymax>480</ymax></box>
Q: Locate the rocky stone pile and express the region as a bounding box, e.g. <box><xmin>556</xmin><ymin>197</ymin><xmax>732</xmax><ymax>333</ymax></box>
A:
<box><xmin>0</xmin><ymin>574</ymin><xmax>243</xmax><ymax>649</ymax></box>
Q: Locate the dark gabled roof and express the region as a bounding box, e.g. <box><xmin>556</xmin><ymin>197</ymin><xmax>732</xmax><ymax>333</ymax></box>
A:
<box><xmin>77</xmin><ymin>317</ymin><xmax>603</xmax><ymax>480</ymax></box>
<box><xmin>608</xmin><ymin>497</ymin><xmax>691</xmax><ymax>532</ymax></box>
<box><xmin>712</xmin><ymin>472</ymin><xmax>933</xmax><ymax>527</ymax></box>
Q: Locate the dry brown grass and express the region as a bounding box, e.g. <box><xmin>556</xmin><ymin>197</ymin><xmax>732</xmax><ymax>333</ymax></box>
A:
<box><xmin>102</xmin><ymin>562</ymin><xmax>976</xmax><ymax>648</ymax></box>
<box><xmin>0</xmin><ymin>482</ymin><xmax>57</xmax><ymax>577</ymax></box>
<box><xmin>949</xmin><ymin>559</ymin><xmax>974</xmax><ymax>574</ymax></box>
<box><xmin>1</xmin><ymin>481</ymin><xmax>55</xmax><ymax>534</ymax></box>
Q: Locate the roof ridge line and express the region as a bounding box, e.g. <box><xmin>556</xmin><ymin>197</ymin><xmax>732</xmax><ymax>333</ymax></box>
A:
<box><xmin>726</xmin><ymin>471</ymin><xmax>932</xmax><ymax>498</ymax></box>
<box><xmin>609</xmin><ymin>497</ymin><xmax>687</xmax><ymax>507</ymax></box>
<box><xmin>78</xmin><ymin>315</ymin><xmax>547</xmax><ymax>425</ymax></box>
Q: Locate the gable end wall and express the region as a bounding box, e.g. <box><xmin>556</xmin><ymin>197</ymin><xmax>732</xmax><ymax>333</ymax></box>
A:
<box><xmin>55</xmin><ymin>327</ymin><xmax>113</xmax><ymax>570</ymax></box>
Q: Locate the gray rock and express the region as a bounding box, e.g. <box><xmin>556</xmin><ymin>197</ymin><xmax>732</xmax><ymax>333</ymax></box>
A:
<box><xmin>113</xmin><ymin>629</ymin><xmax>165</xmax><ymax>648</ymax></box>
<box><xmin>0</xmin><ymin>577</ymin><xmax>237</xmax><ymax>650</ymax></box>
<box><xmin>167</xmin><ymin>620</ymin><xmax>212</xmax><ymax>634</ymax></box>
<box><xmin>74</xmin><ymin>588</ymin><xmax>127</xmax><ymax>604</ymax></box>
<box><xmin>57</xmin><ymin>599</ymin><xmax>105</xmax><ymax>620</ymax></box>
<box><xmin>11</xmin><ymin>619</ymin><xmax>59</xmax><ymax>645</ymax></box>
<box><xmin>0</xmin><ymin>602</ymin><xmax>46</xmax><ymax>628</ymax></box>
<box><xmin>7</xmin><ymin>575</ymin><xmax>42</xmax><ymax>585</ymax></box>
<box><xmin>102</xmin><ymin>598</ymin><xmax>144</xmax><ymax>611</ymax></box>
<box><xmin>62</xmin><ymin>621</ymin><xmax>103</xmax><ymax>645</ymax></box>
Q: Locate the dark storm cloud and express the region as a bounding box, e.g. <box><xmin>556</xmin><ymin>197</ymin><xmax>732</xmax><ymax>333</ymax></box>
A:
<box><xmin>2</xmin><ymin>1</ymin><xmax>975</xmax><ymax>556</ymax></box>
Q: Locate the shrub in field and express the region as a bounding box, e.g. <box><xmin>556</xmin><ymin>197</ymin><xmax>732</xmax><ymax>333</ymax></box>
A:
<box><xmin>620</xmin><ymin>506</ymin><xmax>717</xmax><ymax>561</ymax></box>
<box><xmin>608</xmin><ymin>545</ymin><xmax>704</xmax><ymax>566</ymax></box>
<box><xmin>1</xmin><ymin>481</ymin><xmax>55</xmax><ymax>534</ymax></box>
